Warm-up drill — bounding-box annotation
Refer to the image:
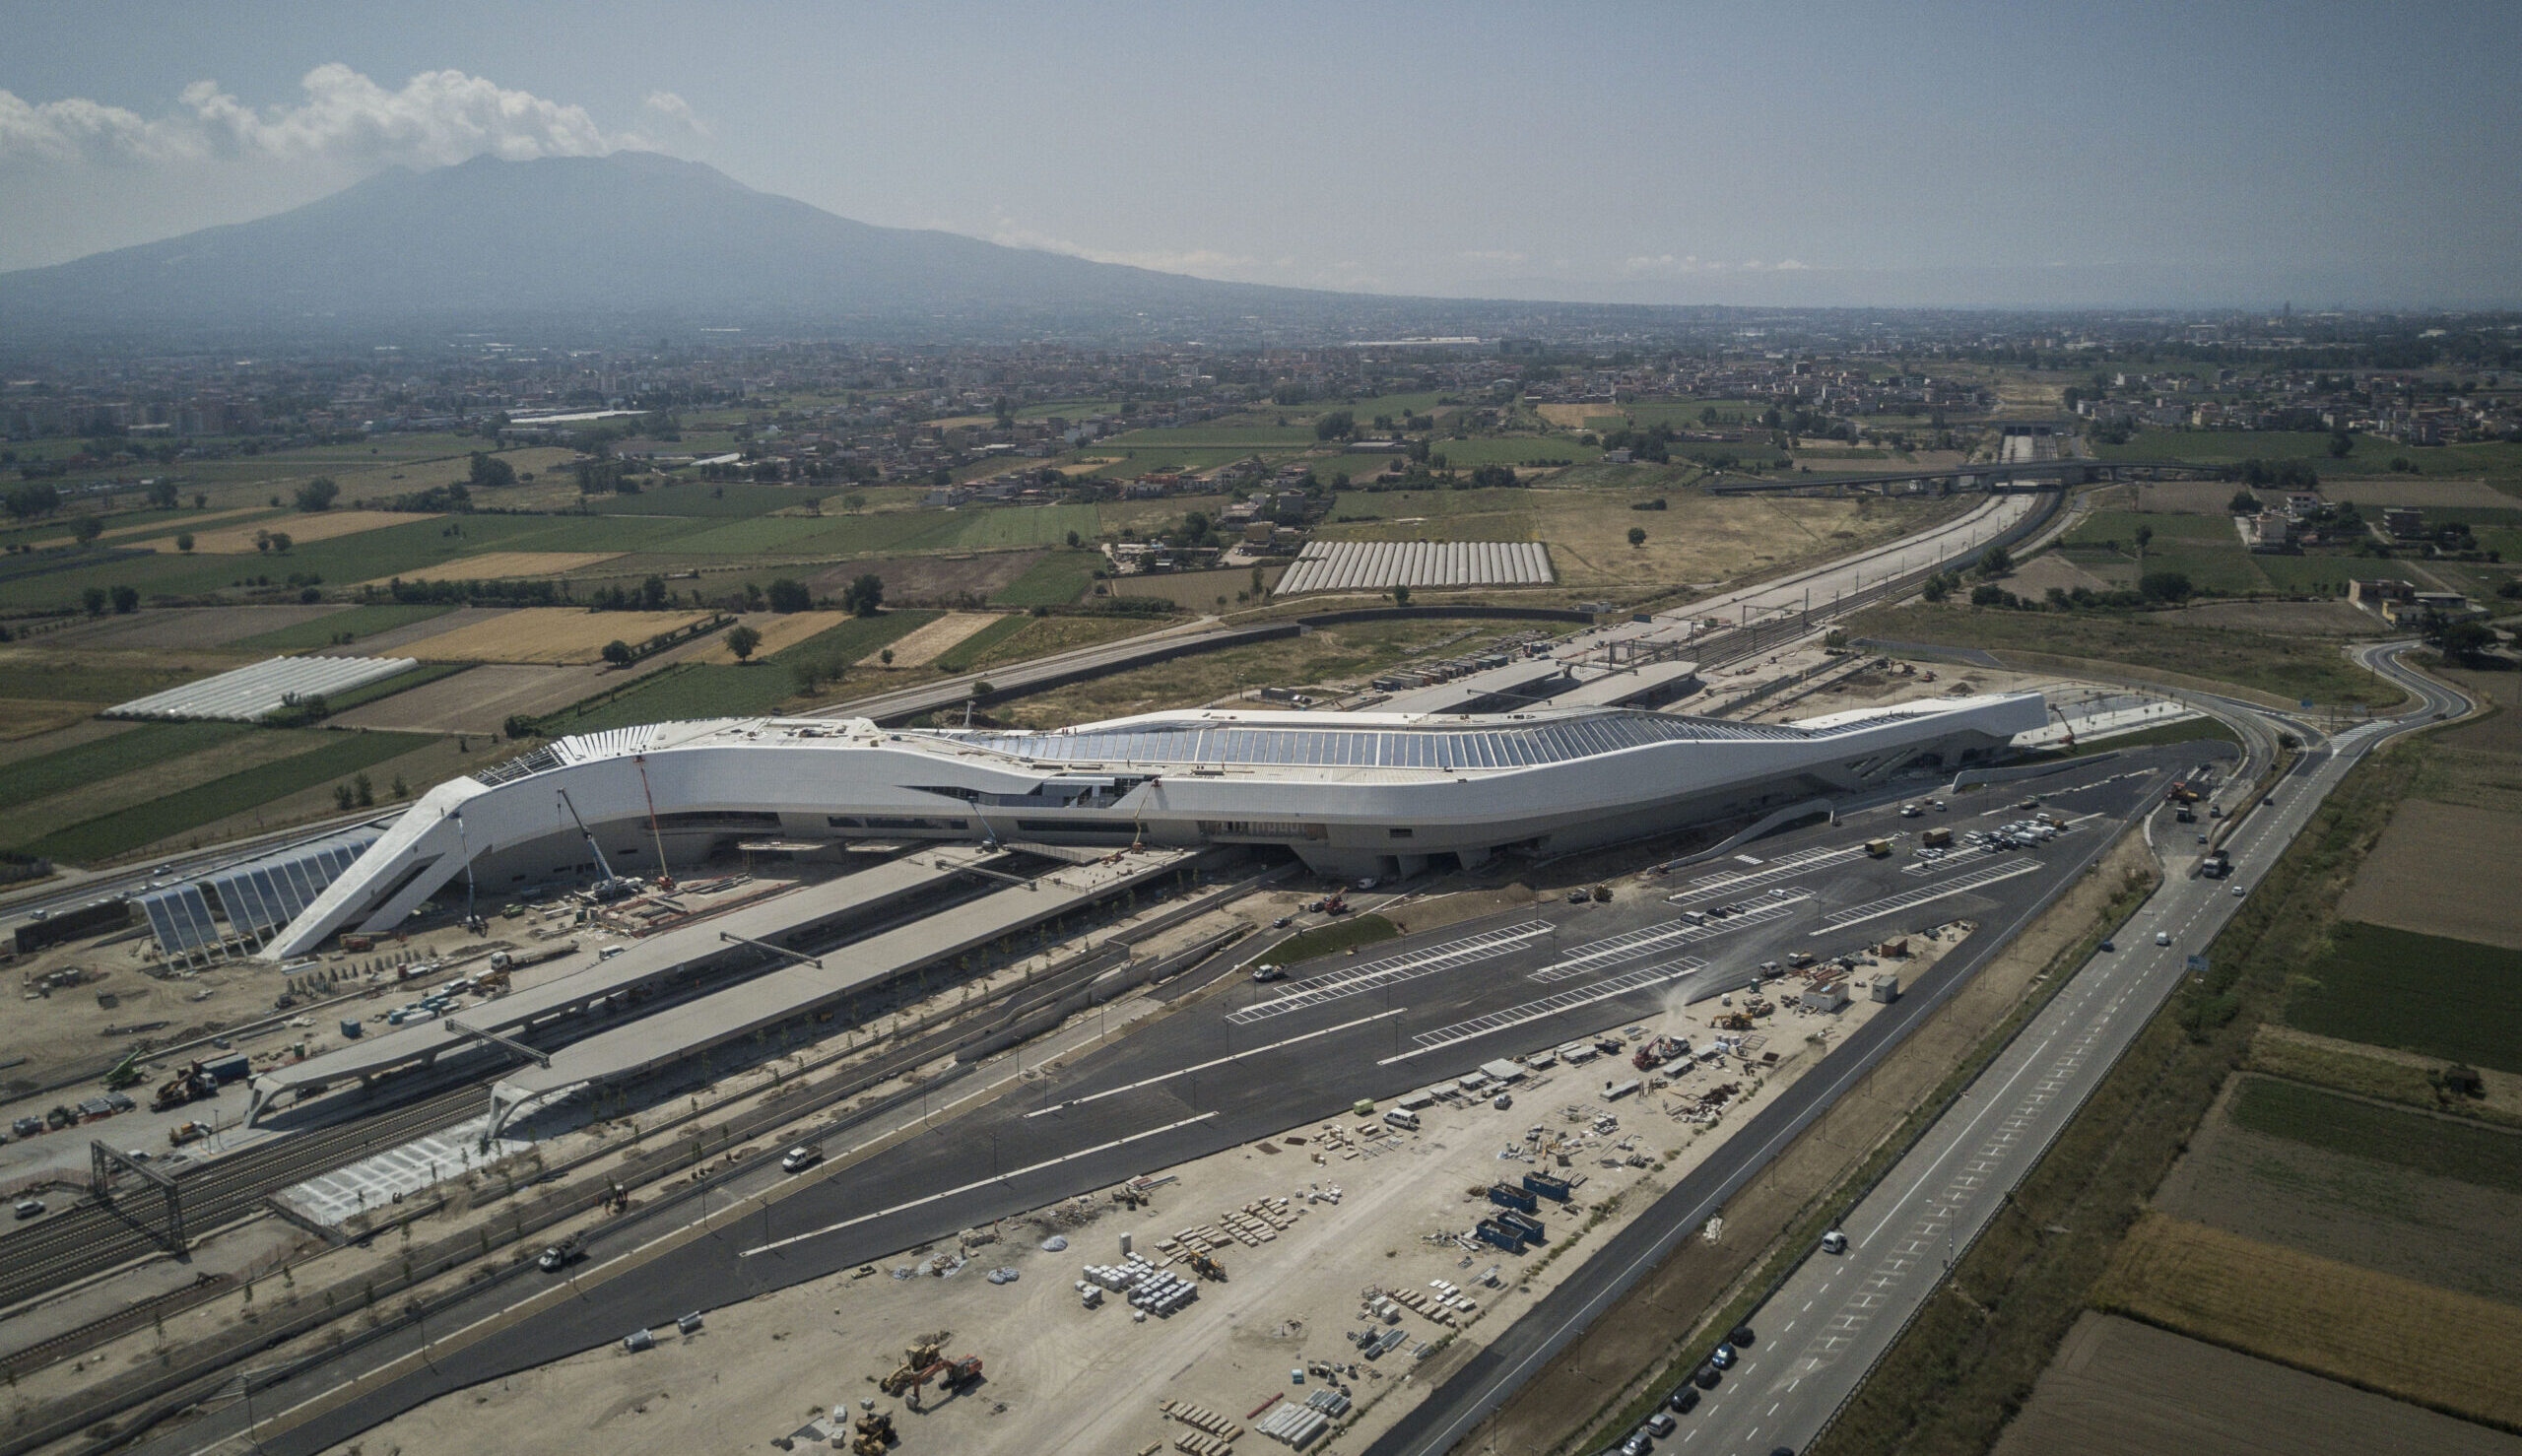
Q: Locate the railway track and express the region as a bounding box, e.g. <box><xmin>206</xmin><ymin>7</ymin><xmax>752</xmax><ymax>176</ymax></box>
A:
<box><xmin>0</xmin><ymin>1084</ymin><xmax>487</xmax><ymax>1315</ymax></box>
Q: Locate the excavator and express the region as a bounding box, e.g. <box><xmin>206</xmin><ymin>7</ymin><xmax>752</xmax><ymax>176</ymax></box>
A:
<box><xmin>899</xmin><ymin>1353</ymin><xmax>984</xmax><ymax>1411</ymax></box>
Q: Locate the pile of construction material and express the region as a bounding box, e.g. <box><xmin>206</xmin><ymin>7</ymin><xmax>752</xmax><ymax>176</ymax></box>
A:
<box><xmin>1256</xmin><ymin>1388</ymin><xmax>1351</xmax><ymax>1447</ymax></box>
<box><xmin>1161</xmin><ymin>1400</ymin><xmax>1244</xmax><ymax>1453</ymax></box>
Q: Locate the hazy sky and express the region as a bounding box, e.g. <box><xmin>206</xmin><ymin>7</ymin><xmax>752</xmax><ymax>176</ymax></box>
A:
<box><xmin>4</xmin><ymin>0</ymin><xmax>2516</xmax><ymax>307</ymax></box>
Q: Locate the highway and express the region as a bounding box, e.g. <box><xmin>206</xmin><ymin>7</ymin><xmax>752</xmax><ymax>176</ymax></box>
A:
<box><xmin>1382</xmin><ymin>645</ymin><xmax>2465</xmax><ymax>1456</ymax></box>
<box><xmin>123</xmin><ymin>748</ymin><xmax>2197</xmax><ymax>1456</ymax></box>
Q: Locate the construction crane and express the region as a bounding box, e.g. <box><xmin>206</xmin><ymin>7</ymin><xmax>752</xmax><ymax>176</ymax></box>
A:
<box><xmin>2048</xmin><ymin>702</ymin><xmax>2078</xmax><ymax>752</ymax></box>
<box><xmin>555</xmin><ymin>787</ymin><xmax>631</xmax><ymax>901</ymax></box>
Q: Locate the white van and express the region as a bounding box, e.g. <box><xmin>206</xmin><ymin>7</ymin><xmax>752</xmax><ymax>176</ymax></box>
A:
<box><xmin>1382</xmin><ymin>1108</ymin><xmax>1421</xmax><ymax>1132</ymax></box>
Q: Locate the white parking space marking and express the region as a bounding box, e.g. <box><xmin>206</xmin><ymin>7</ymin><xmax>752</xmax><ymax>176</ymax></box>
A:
<box><xmin>1814</xmin><ymin>859</ymin><xmax>2041</xmax><ymax>931</ymax></box>
<box><xmin>1382</xmin><ymin>959</ymin><xmax>1704</xmax><ymax>1062</ymax></box>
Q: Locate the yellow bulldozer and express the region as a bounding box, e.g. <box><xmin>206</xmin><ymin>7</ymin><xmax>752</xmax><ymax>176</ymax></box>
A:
<box><xmin>850</xmin><ymin>1409</ymin><xmax>896</xmax><ymax>1454</ymax></box>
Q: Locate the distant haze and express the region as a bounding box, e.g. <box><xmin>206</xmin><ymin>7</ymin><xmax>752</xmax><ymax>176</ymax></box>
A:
<box><xmin>0</xmin><ymin>1</ymin><xmax>2515</xmax><ymax>309</ymax></box>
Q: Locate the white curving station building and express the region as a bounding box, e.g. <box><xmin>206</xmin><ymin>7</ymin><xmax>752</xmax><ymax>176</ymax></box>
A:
<box><xmin>260</xmin><ymin>694</ymin><xmax>2046</xmax><ymax>960</ymax></box>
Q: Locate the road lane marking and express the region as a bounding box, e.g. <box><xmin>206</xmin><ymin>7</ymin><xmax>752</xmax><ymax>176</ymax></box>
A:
<box><xmin>1380</xmin><ymin>959</ymin><xmax>1704</xmax><ymax>1063</ymax></box>
<box><xmin>743</xmin><ymin>1111</ymin><xmax>1219</xmax><ymax>1256</ymax></box>
<box><xmin>1024</xmin><ymin>1008</ymin><xmax>1408</xmax><ymax>1116</ymax></box>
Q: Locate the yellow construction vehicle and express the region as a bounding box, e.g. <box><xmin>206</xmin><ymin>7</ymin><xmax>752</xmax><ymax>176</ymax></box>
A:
<box><xmin>850</xmin><ymin>1409</ymin><xmax>896</xmax><ymax>1454</ymax></box>
<box><xmin>1185</xmin><ymin>1249</ymin><xmax>1228</xmax><ymax>1282</ymax></box>
<box><xmin>879</xmin><ymin>1337</ymin><xmax>946</xmax><ymax>1397</ymax></box>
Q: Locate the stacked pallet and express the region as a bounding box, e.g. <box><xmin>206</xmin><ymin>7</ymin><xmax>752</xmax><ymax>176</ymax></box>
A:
<box><xmin>1161</xmin><ymin>1401</ymin><xmax>1244</xmax><ymax>1446</ymax></box>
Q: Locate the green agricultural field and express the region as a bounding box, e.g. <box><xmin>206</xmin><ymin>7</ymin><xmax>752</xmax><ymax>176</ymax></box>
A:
<box><xmin>1096</xmin><ymin>423</ymin><xmax>1321</xmax><ymax>450</ymax></box>
<box><xmin>19</xmin><ymin>729</ymin><xmax>434</xmax><ymax>864</ymax></box>
<box><xmin>993</xmin><ymin>551</ymin><xmax>1103</xmax><ymax>608</ymax></box>
<box><xmin>2069</xmin><ymin>509</ymin><xmax>2247</xmax><ymax>545</ymax></box>
<box><xmin>670</xmin><ymin>510</ymin><xmax>965</xmax><ymax>558</ymax></box>
<box><xmin>2228</xmin><ymin>1075</ymin><xmax>2522</xmax><ymax>1195</ymax></box>
<box><xmin>583</xmin><ymin>482</ymin><xmax>826</xmax><ymax>517</ymax></box>
<box><xmin>2286</xmin><ymin>922</ymin><xmax>2522</xmax><ymax>1073</ymax></box>
<box><xmin>0</xmin><ymin>721</ymin><xmax>249</xmax><ymax>813</ymax></box>
<box><xmin>947</xmin><ymin>503</ymin><xmax>1101</xmax><ymax>551</ymax></box>
<box><xmin>928</xmin><ymin>614</ymin><xmax>1035</xmax><ymax>673</ymax></box>
<box><xmin>0</xmin><ymin>649</ymin><xmax>227</xmax><ymax>705</ymax></box>
<box><xmin>1429</xmin><ymin>436</ymin><xmax>1603</xmax><ymax>467</ymax></box>
<box><xmin>229</xmin><ymin>602</ymin><xmax>452</xmax><ymax>652</ymax></box>
<box><xmin>540</xmin><ymin>663</ymin><xmax>803</xmax><ymax>734</ymax></box>
<box><xmin>307</xmin><ymin>662</ymin><xmax>471</xmax><ymax>714</ymax></box>
<box><xmin>770</xmin><ymin>609</ymin><xmax>942</xmax><ymax>664</ymax></box>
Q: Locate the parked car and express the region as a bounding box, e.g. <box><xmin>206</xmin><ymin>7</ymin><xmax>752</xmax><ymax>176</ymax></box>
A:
<box><xmin>1646</xmin><ymin>1413</ymin><xmax>1677</xmax><ymax>1436</ymax></box>
<box><xmin>1619</xmin><ymin>1430</ymin><xmax>1653</xmax><ymax>1456</ymax></box>
<box><xmin>1666</xmin><ymin>1386</ymin><xmax>1700</xmax><ymax>1414</ymax></box>
<box><xmin>1729</xmin><ymin>1323</ymin><xmax>1757</xmax><ymax>1348</ymax></box>
<box><xmin>2099</xmin><ymin>939</ymin><xmax>2115</xmax><ymax>953</ymax></box>
<box><xmin>1694</xmin><ymin>1361</ymin><xmax>1722</xmax><ymax>1388</ymax></box>
<box><xmin>12</xmin><ymin>1199</ymin><xmax>44</xmax><ymax>1220</ymax></box>
<box><xmin>1710</xmin><ymin>1344</ymin><xmax>1736</xmax><ymax>1369</ymax></box>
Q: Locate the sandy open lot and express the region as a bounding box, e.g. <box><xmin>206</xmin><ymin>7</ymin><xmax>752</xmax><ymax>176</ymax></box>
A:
<box><xmin>2005</xmin><ymin>552</ymin><xmax>2117</xmax><ymax>596</ymax></box>
<box><xmin>332</xmin><ymin>663</ymin><xmax>612</xmax><ymax>735</ymax></box>
<box><xmin>690</xmin><ymin>611</ymin><xmax>851</xmax><ymax>665</ymax></box>
<box><xmin>2339</xmin><ymin>797</ymin><xmax>2522</xmax><ymax>950</ymax></box>
<box><xmin>185</xmin><ymin>509</ymin><xmax>433</xmax><ymax>554</ymax></box>
<box><xmin>1993</xmin><ymin>1312</ymin><xmax>2522</xmax><ymax>1456</ymax></box>
<box><xmin>0</xmin><ymin>698</ymin><xmax>97</xmax><ymax>740</ymax></box>
<box><xmin>375</xmin><ymin>551</ymin><xmax>623</xmax><ymax>584</ymax></box>
<box><xmin>870</xmin><ymin>611</ymin><xmax>1003</xmax><ymax>667</ymax></box>
<box><xmin>396</xmin><ymin>609</ymin><xmax>714</xmax><ymax>665</ymax></box>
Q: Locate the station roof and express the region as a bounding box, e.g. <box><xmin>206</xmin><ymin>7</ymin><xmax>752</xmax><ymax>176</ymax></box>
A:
<box><xmin>1537</xmin><ymin>659</ymin><xmax>1704</xmax><ymax>709</ymax></box>
<box><xmin>250</xmin><ymin>850</ymin><xmax>987</xmax><ymax>1105</ymax></box>
<box><xmin>487</xmin><ymin>848</ymin><xmax>1193</xmax><ymax>1114</ymax></box>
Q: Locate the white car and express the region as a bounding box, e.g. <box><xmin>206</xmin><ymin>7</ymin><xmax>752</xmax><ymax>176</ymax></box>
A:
<box><xmin>2155</xmin><ymin>931</ymin><xmax>2171</xmax><ymax>947</ymax></box>
<box><xmin>780</xmin><ymin>1145</ymin><xmax>822</xmax><ymax>1173</ymax></box>
<box><xmin>2231</xmin><ymin>884</ymin><xmax>2247</xmax><ymax>896</ymax></box>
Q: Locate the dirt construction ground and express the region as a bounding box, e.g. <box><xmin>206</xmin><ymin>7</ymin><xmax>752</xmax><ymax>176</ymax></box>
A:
<box><xmin>1992</xmin><ymin>1312</ymin><xmax>2522</xmax><ymax>1456</ymax></box>
<box><xmin>374</xmin><ymin>551</ymin><xmax>622</xmax><ymax>584</ymax></box>
<box><xmin>320</xmin><ymin>975</ymin><xmax>1901</xmax><ymax>1456</ymax></box>
<box><xmin>184</xmin><ymin>509</ymin><xmax>431</xmax><ymax>554</ymax></box>
<box><xmin>1479</xmin><ymin>827</ymin><xmax>2157</xmax><ymax>1454</ymax></box>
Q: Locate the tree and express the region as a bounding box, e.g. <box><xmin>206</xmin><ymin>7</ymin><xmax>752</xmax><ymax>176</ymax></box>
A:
<box><xmin>295</xmin><ymin>477</ymin><xmax>340</xmax><ymax>512</ymax></box>
<box><xmin>879</xmin><ymin>648</ymin><xmax>896</xmax><ymax>666</ymax></box>
<box><xmin>72</xmin><ymin>516</ymin><xmax>102</xmax><ymax>544</ymax></box>
<box><xmin>267</xmin><ymin>531</ymin><xmax>293</xmax><ymax>554</ymax></box>
<box><xmin>174</xmin><ymin>532</ymin><xmax>194</xmax><ymax>553</ymax></box>
<box><xmin>1314</xmin><ymin>410</ymin><xmax>1356</xmax><ymax>442</ymax></box>
<box><xmin>1976</xmin><ymin>544</ymin><xmax>2013</xmax><ymax>577</ymax></box>
<box><xmin>82</xmin><ymin>586</ymin><xmax>107</xmax><ymax>616</ymax></box>
<box><xmin>1065</xmin><ymin>530</ymin><xmax>1082</xmax><ymax>549</ymax></box>
<box><xmin>110</xmin><ymin>584</ymin><xmax>139</xmax><ymax>614</ymax></box>
<box><xmin>724</xmin><ymin>624</ymin><xmax>763</xmax><ymax>663</ymax></box>
<box><xmin>601</xmin><ymin>639</ymin><xmax>634</xmax><ymax>667</ymax></box>
<box><xmin>1627</xmin><ymin>526</ymin><xmax>1648</xmax><ymax>547</ymax></box>
<box><xmin>1392</xmin><ymin>584</ymin><xmax>1413</xmax><ymax>607</ymax></box>
<box><xmin>468</xmin><ymin>452</ymin><xmax>516</xmax><ymax>489</ymax></box>
<box><xmin>353</xmin><ymin>772</ymin><xmax>374</xmax><ymax>807</ymax></box>
<box><xmin>1922</xmin><ymin>571</ymin><xmax>1953</xmax><ymax>603</ymax></box>
<box><xmin>2139</xmin><ymin>569</ymin><xmax>2193</xmax><ymax>602</ymax></box>
<box><xmin>2427</xmin><ymin>617</ymin><xmax>2496</xmax><ymax>667</ymax></box>
<box><xmin>765</xmin><ymin>577</ymin><xmax>812</xmax><ymax>614</ymax></box>
<box><xmin>4</xmin><ymin>483</ymin><xmax>61</xmax><ymax>519</ymax></box>
<box><xmin>146</xmin><ymin>480</ymin><xmax>180</xmax><ymax>510</ymax></box>
<box><xmin>2228</xmin><ymin>490</ymin><xmax>2262</xmax><ymax>515</ymax></box>
<box><xmin>840</xmin><ymin>573</ymin><xmax>885</xmax><ymax>616</ymax></box>
<box><xmin>2328</xmin><ymin>430</ymin><xmax>2355</xmax><ymax>459</ymax></box>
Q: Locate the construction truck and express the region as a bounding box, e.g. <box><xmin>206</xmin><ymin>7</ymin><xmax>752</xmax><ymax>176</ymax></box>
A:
<box><xmin>1185</xmin><ymin>1250</ymin><xmax>1228</xmax><ymax>1282</ymax></box>
<box><xmin>1631</xmin><ymin>1034</ymin><xmax>1686</xmax><ymax>1072</ymax></box>
<box><xmin>152</xmin><ymin>1061</ymin><xmax>221</xmax><ymax>1112</ymax></box>
<box><xmin>881</xmin><ymin>1337</ymin><xmax>948</xmax><ymax>1398</ymax></box>
<box><xmin>2167</xmin><ymin>780</ymin><xmax>2202</xmax><ymax>804</ymax></box>
<box><xmin>2201</xmin><ymin>848</ymin><xmax>2232</xmax><ymax>880</ymax></box>
<box><xmin>1864</xmin><ymin>838</ymin><xmax>1892</xmax><ymax>858</ymax></box>
<box><xmin>103</xmin><ymin>1050</ymin><xmax>145</xmax><ymax>1091</ymax></box>
<box><xmin>850</xmin><ymin>1409</ymin><xmax>897</xmax><ymax>1454</ymax></box>
<box><xmin>167</xmin><ymin>1120</ymin><xmax>213</xmax><ymax>1147</ymax></box>
<box><xmin>487</xmin><ymin>942</ymin><xmax>576</xmax><ymax>974</ymax></box>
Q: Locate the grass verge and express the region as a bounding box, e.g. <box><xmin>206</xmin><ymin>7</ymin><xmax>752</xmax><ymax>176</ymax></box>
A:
<box><xmin>1268</xmin><ymin>914</ymin><xmax>1399</xmax><ymax>963</ymax></box>
<box><xmin>1809</xmin><ymin>739</ymin><xmax>2425</xmax><ymax>1456</ymax></box>
<box><xmin>23</xmin><ymin>730</ymin><xmax>433</xmax><ymax>864</ymax></box>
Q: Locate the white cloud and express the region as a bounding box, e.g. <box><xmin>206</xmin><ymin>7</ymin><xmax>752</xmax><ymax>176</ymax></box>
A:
<box><xmin>1456</xmin><ymin>248</ymin><xmax>1528</xmax><ymax>266</ymax></box>
<box><xmin>642</xmin><ymin>90</ymin><xmax>710</xmax><ymax>138</ymax></box>
<box><xmin>0</xmin><ymin>65</ymin><xmax>629</xmax><ymax>169</ymax></box>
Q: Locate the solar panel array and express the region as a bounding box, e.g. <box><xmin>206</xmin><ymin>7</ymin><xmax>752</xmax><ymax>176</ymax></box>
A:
<box><xmin>1276</xmin><ymin>540</ymin><xmax>1552</xmax><ymax>595</ymax></box>
<box><xmin>139</xmin><ymin>886</ymin><xmax>225</xmax><ymax>957</ymax></box>
<box><xmin>935</xmin><ymin>708</ymin><xmax>1810</xmax><ymax>771</ymax></box>
<box><xmin>108</xmin><ymin>654</ymin><xmax>419</xmax><ymax>723</ymax></box>
<box><xmin>138</xmin><ymin>827</ymin><xmax>381</xmax><ymax>960</ymax></box>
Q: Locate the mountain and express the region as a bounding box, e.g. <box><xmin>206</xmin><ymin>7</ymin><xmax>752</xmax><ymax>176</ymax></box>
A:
<box><xmin>0</xmin><ymin>152</ymin><xmax>1329</xmax><ymax>337</ymax></box>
